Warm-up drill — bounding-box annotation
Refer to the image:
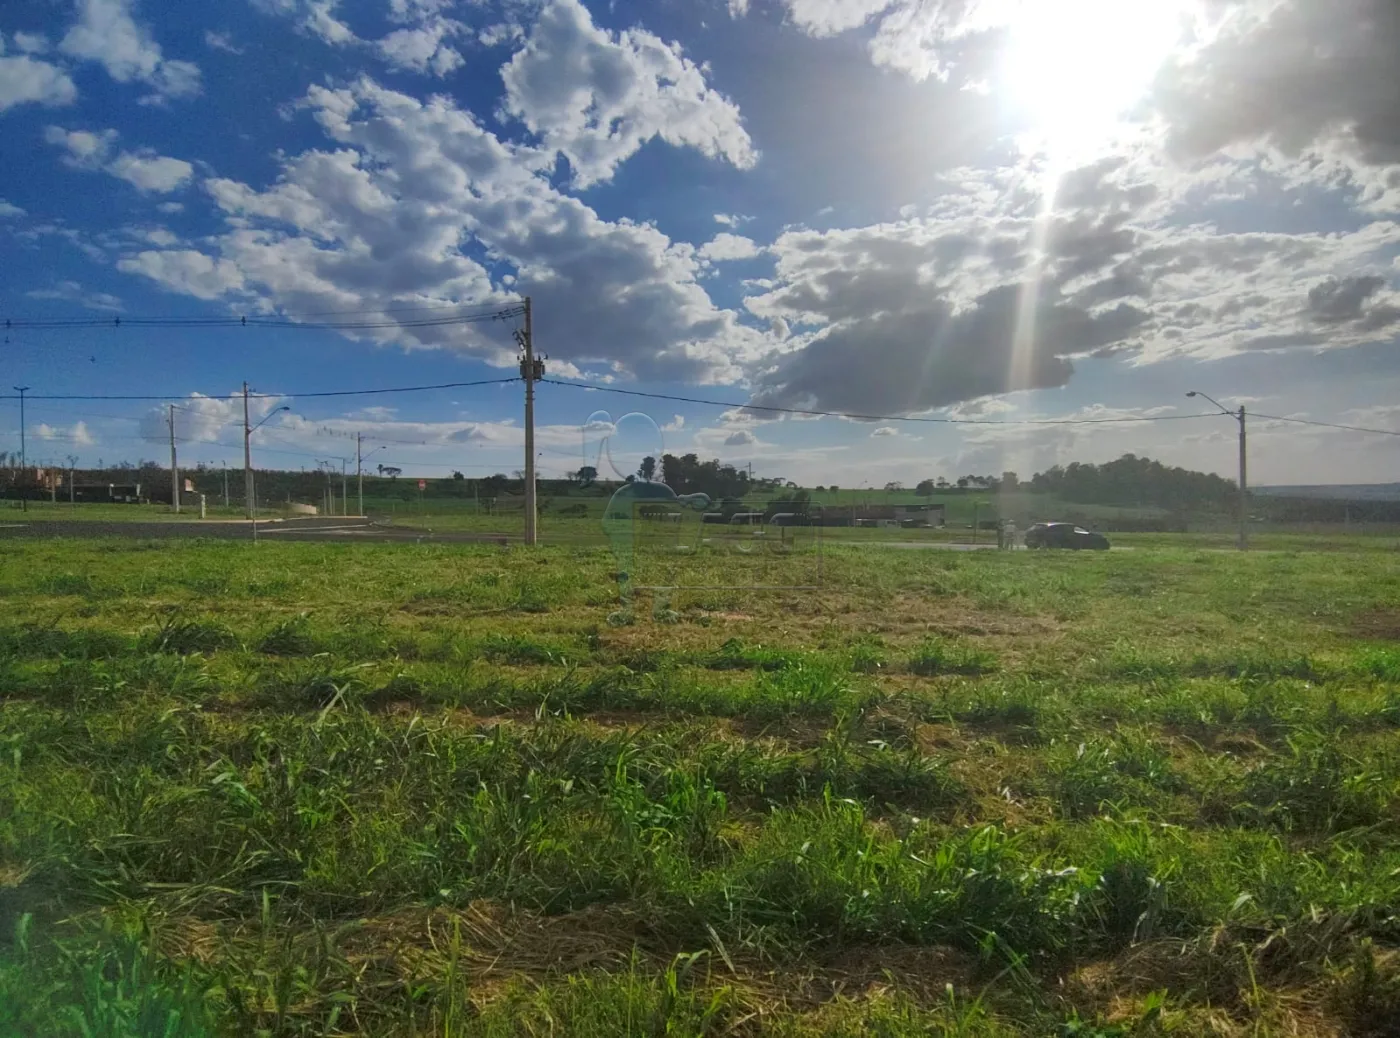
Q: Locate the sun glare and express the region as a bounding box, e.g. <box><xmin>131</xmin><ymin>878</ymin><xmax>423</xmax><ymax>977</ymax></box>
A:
<box><xmin>1002</xmin><ymin>0</ymin><xmax>1188</xmax><ymax>163</ymax></box>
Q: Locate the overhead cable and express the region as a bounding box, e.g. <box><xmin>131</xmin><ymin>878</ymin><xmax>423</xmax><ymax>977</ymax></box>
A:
<box><xmin>0</xmin><ymin>377</ymin><xmax>520</xmax><ymax>402</ymax></box>
<box><xmin>1250</xmin><ymin>412</ymin><xmax>1400</xmax><ymax>438</ymax></box>
<box><xmin>540</xmin><ymin>378</ymin><xmax>1220</xmax><ymax>427</ymax></box>
<box><xmin>3</xmin><ymin>302</ymin><xmax>525</xmax><ymax>331</ymax></box>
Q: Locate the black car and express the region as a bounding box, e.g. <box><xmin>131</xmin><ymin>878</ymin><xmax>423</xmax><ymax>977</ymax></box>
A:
<box><xmin>1024</xmin><ymin>522</ymin><xmax>1110</xmax><ymax>550</ymax></box>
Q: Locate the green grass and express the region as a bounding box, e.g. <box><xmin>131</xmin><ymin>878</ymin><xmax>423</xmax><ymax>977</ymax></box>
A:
<box><xmin>3</xmin><ymin>535</ymin><xmax>1400</xmax><ymax>1035</ymax></box>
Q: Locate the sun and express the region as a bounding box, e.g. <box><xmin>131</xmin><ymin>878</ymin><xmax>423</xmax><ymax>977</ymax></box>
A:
<box><xmin>1000</xmin><ymin>0</ymin><xmax>1189</xmax><ymax>163</ymax></box>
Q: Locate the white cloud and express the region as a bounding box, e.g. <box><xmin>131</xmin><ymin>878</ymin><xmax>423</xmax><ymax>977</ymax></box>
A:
<box><xmin>697</xmin><ymin>233</ymin><xmax>761</xmax><ymax>263</ymax></box>
<box><xmin>137</xmin><ymin>227</ymin><xmax>178</xmax><ymax>246</ymax></box>
<box><xmin>203</xmin><ymin>30</ymin><xmax>244</xmax><ymax>55</ymax></box>
<box><xmin>45</xmin><ymin>125</ymin><xmax>192</xmax><ymax>193</ymax></box>
<box><xmin>155</xmin><ymin>77</ymin><xmax>767</xmax><ymax>384</ymax></box>
<box><xmin>59</xmin><ymin>0</ymin><xmax>201</xmax><ymax>102</ymax></box>
<box><xmin>12</xmin><ymin>32</ymin><xmax>50</xmax><ymax>54</ymax></box>
<box><xmin>0</xmin><ymin>199</ymin><xmax>24</xmax><ymax>218</ymax></box>
<box><xmin>106</xmin><ymin>151</ymin><xmax>194</xmax><ymax>192</ymax></box>
<box><xmin>44</xmin><ymin>125</ymin><xmax>118</xmax><ymax>162</ymax></box>
<box><xmin>499</xmin><ymin>0</ymin><xmax>757</xmax><ymax>187</ymax></box>
<box><xmin>140</xmin><ymin>392</ymin><xmax>284</xmax><ymax>445</ymax></box>
<box><xmin>781</xmin><ymin>0</ymin><xmax>897</xmax><ymax>38</ymax></box>
<box><xmin>156</xmin><ymin>201</ymin><xmax>184</xmax><ymax>214</ymax></box>
<box><xmin>378</xmin><ymin>1</ymin><xmax>466</xmax><ymax>76</ymax></box>
<box><xmin>728</xmin><ymin>0</ymin><xmax>751</xmax><ymax>16</ymax></box>
<box><xmin>253</xmin><ymin>0</ymin><xmax>464</xmax><ymax>74</ymax></box>
<box><xmin>724</xmin><ymin>429</ymin><xmax>758</xmax><ymax>446</ymax></box>
<box><xmin>0</xmin><ymin>43</ymin><xmax>78</xmax><ymax>111</ymax></box>
<box><xmin>378</xmin><ymin>24</ymin><xmax>464</xmax><ymax>75</ymax></box>
<box><xmin>27</xmin><ymin>279</ymin><xmax>123</xmax><ymax>311</ymax></box>
<box><xmin>871</xmin><ymin>426</ymin><xmax>899</xmax><ymax>437</ymax></box>
<box><xmin>713</xmin><ymin>212</ymin><xmax>751</xmax><ymax>227</ymax></box>
<box><xmin>117</xmin><ymin>250</ymin><xmax>245</xmax><ymax>299</ymax></box>
<box><xmin>251</xmin><ymin>0</ymin><xmax>358</xmax><ymax>46</ymax></box>
<box><xmin>35</xmin><ymin>421</ymin><xmax>94</xmax><ymax>446</ymax></box>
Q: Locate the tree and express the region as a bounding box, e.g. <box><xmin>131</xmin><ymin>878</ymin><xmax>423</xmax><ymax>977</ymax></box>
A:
<box><xmin>659</xmin><ymin>453</ymin><xmax>749</xmax><ymax>499</ymax></box>
<box><xmin>915</xmin><ymin>479</ymin><xmax>936</xmax><ymax>495</ymax></box>
<box><xmin>575</xmin><ymin>465</ymin><xmax>598</xmax><ymax>486</ymax></box>
<box><xmin>639</xmin><ymin>456</ymin><xmax>657</xmax><ymax>482</ymax></box>
<box><xmin>377</xmin><ymin>464</ymin><xmax>402</xmax><ymax>478</ymax></box>
<box><xmin>1002</xmin><ymin>471</ymin><xmax>1018</xmax><ymax>490</ymax></box>
<box><xmin>1026</xmin><ymin>454</ymin><xmax>1237</xmax><ymax>511</ymax></box>
<box><xmin>829</xmin><ymin>484</ymin><xmax>839</xmax><ymax>492</ymax></box>
<box><xmin>884</xmin><ymin>481</ymin><xmax>903</xmax><ymax>492</ymax></box>
<box><xmin>452</xmin><ymin>470</ymin><xmax>465</xmax><ymax>480</ymax></box>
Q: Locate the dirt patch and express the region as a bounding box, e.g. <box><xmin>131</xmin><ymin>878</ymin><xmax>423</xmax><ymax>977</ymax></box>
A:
<box><xmin>1348</xmin><ymin>607</ymin><xmax>1400</xmax><ymax>642</ymax></box>
<box><xmin>805</xmin><ymin>944</ymin><xmax>977</xmax><ymax>1005</ymax></box>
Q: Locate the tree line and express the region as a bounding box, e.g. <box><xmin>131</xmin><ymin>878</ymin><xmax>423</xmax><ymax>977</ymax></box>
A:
<box><xmin>1025</xmin><ymin>454</ymin><xmax>1239</xmax><ymax>511</ymax></box>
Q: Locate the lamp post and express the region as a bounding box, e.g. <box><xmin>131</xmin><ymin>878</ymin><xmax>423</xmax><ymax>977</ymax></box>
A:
<box><xmin>246</xmin><ymin>405</ymin><xmax>291</xmax><ymax>525</ymax></box>
<box><xmin>13</xmin><ymin>386</ymin><xmax>28</xmax><ymax>512</ymax></box>
<box><xmin>1187</xmin><ymin>391</ymin><xmax>1247</xmax><ymax>551</ymax></box>
<box><xmin>361</xmin><ymin>444</ymin><xmax>388</xmax><ymax>516</ymax></box>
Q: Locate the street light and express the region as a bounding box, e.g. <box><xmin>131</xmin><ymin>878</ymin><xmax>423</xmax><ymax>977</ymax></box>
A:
<box><xmin>245</xmin><ymin>406</ymin><xmax>291</xmax><ymax>521</ymax></box>
<box><xmin>358</xmin><ymin>444</ymin><xmax>390</xmax><ymax>517</ymax></box>
<box><xmin>13</xmin><ymin>386</ymin><xmax>28</xmax><ymax>513</ymax></box>
<box><xmin>1187</xmin><ymin>391</ymin><xmax>1248</xmax><ymax>551</ymax></box>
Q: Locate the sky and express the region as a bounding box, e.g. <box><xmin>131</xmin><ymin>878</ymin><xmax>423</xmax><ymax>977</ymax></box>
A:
<box><xmin>1</xmin><ymin>0</ymin><xmax>1399</xmax><ymax>487</ymax></box>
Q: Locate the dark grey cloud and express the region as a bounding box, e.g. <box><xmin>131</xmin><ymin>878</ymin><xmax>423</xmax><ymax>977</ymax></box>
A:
<box><xmin>1157</xmin><ymin>0</ymin><xmax>1400</xmax><ymax>164</ymax></box>
<box><xmin>750</xmin><ymin>283</ymin><xmax>1147</xmax><ymax>414</ymax></box>
<box><xmin>1307</xmin><ymin>274</ymin><xmax>1387</xmax><ymax>323</ymax></box>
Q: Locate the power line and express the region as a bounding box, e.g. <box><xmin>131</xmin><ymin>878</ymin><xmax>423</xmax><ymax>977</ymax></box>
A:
<box><xmin>540</xmin><ymin>378</ymin><xmax>1219</xmax><ymax>427</ymax></box>
<box><xmin>1251</xmin><ymin>412</ymin><xmax>1400</xmax><ymax>438</ymax></box>
<box><xmin>0</xmin><ymin>376</ymin><xmax>520</xmax><ymax>402</ymax></box>
<box><xmin>2</xmin><ymin>302</ymin><xmax>525</xmax><ymax>331</ymax></box>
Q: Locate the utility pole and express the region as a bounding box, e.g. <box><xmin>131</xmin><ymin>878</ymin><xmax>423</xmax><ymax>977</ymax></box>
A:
<box><xmin>341</xmin><ymin>458</ymin><xmax>348</xmax><ymax>517</ymax></box>
<box><xmin>1238</xmin><ymin>405</ymin><xmax>1248</xmax><ymax>552</ymax></box>
<box><xmin>243</xmin><ymin>382</ymin><xmax>253</xmax><ymax>520</ymax></box>
<box><xmin>67</xmin><ymin>454</ymin><xmax>77</xmax><ymax>508</ymax></box>
<box><xmin>1187</xmin><ymin>392</ymin><xmax>1248</xmax><ymax>552</ymax></box>
<box><xmin>168</xmin><ymin>404</ymin><xmax>180</xmax><ymax>513</ymax></box>
<box><xmin>13</xmin><ymin>386</ymin><xmax>27</xmax><ymax>513</ymax></box>
<box><xmin>222</xmin><ymin>462</ymin><xmax>229</xmax><ymax>509</ymax></box>
<box><xmin>356</xmin><ymin>432</ymin><xmax>363</xmax><ymax>517</ymax></box>
<box><xmin>516</xmin><ymin>297</ymin><xmax>543</xmax><ymax>545</ymax></box>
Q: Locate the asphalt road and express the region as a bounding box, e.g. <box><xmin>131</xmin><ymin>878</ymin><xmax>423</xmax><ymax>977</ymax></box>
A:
<box><xmin>0</xmin><ymin>521</ymin><xmax>1131</xmax><ymax>552</ymax></box>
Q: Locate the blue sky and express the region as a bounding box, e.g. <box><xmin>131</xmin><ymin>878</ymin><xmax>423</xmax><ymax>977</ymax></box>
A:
<box><xmin>2</xmin><ymin>0</ymin><xmax>1399</xmax><ymax>486</ymax></box>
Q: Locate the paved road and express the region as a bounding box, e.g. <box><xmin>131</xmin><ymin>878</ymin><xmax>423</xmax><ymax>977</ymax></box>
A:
<box><xmin>0</xmin><ymin>517</ymin><xmax>510</xmax><ymax>545</ymax></box>
<box><xmin>0</xmin><ymin>522</ymin><xmax>1137</xmax><ymax>552</ymax></box>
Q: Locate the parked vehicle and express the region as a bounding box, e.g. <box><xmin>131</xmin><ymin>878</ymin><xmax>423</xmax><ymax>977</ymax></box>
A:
<box><xmin>1024</xmin><ymin>522</ymin><xmax>1110</xmax><ymax>550</ymax></box>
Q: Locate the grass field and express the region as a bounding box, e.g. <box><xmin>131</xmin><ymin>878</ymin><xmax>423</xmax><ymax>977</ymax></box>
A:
<box><xmin>3</xmin><ymin>536</ymin><xmax>1400</xmax><ymax>1036</ymax></box>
